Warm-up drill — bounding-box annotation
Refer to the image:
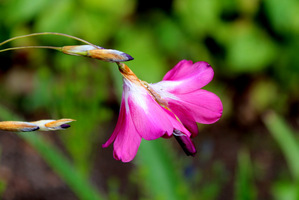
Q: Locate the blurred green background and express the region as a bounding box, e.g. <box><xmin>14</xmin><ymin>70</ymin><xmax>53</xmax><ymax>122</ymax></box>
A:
<box><xmin>0</xmin><ymin>0</ymin><xmax>299</xmax><ymax>199</ymax></box>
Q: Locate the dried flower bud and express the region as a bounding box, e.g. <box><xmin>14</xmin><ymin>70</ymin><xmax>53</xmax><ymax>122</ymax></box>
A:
<box><xmin>0</xmin><ymin>119</ymin><xmax>75</xmax><ymax>132</ymax></box>
<box><xmin>30</xmin><ymin>119</ymin><xmax>75</xmax><ymax>131</ymax></box>
<box><xmin>61</xmin><ymin>45</ymin><xmax>133</xmax><ymax>62</ymax></box>
<box><xmin>0</xmin><ymin>121</ymin><xmax>39</xmax><ymax>132</ymax></box>
<box><xmin>173</xmin><ymin>129</ymin><xmax>197</xmax><ymax>156</ymax></box>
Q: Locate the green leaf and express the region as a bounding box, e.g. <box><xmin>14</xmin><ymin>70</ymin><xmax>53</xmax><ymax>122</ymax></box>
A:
<box><xmin>225</xmin><ymin>25</ymin><xmax>277</xmax><ymax>73</ymax></box>
<box><xmin>0</xmin><ymin>148</ymin><xmax>7</xmax><ymax>196</ymax></box>
<box><xmin>115</xmin><ymin>26</ymin><xmax>167</xmax><ymax>83</ymax></box>
<box><xmin>3</xmin><ymin>0</ymin><xmax>50</xmax><ymax>26</ymax></box>
<box><xmin>264</xmin><ymin>0</ymin><xmax>299</xmax><ymax>34</ymax></box>
<box><xmin>263</xmin><ymin>112</ymin><xmax>299</xmax><ymax>181</ymax></box>
<box><xmin>34</xmin><ymin>0</ymin><xmax>75</xmax><ymax>33</ymax></box>
<box><xmin>173</xmin><ymin>0</ymin><xmax>221</xmax><ymax>36</ymax></box>
<box><xmin>272</xmin><ymin>181</ymin><xmax>298</xmax><ymax>200</ymax></box>
<box><xmin>235</xmin><ymin>149</ymin><xmax>256</xmax><ymax>200</ymax></box>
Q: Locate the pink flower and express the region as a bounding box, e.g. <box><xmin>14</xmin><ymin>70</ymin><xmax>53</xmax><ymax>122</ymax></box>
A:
<box><xmin>103</xmin><ymin>60</ymin><xmax>223</xmax><ymax>162</ymax></box>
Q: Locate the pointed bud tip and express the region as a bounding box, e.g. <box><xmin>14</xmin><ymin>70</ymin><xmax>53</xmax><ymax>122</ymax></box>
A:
<box><xmin>173</xmin><ymin>130</ymin><xmax>197</xmax><ymax>156</ymax></box>
<box><xmin>60</xmin><ymin>124</ymin><xmax>71</xmax><ymax>129</ymax></box>
<box><xmin>89</xmin><ymin>49</ymin><xmax>134</xmax><ymax>62</ymax></box>
<box><xmin>123</xmin><ymin>53</ymin><xmax>134</xmax><ymax>61</ymax></box>
<box><xmin>62</xmin><ymin>45</ymin><xmax>133</xmax><ymax>62</ymax></box>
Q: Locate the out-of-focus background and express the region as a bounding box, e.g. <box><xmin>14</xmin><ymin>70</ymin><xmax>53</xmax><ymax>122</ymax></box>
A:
<box><xmin>0</xmin><ymin>0</ymin><xmax>299</xmax><ymax>199</ymax></box>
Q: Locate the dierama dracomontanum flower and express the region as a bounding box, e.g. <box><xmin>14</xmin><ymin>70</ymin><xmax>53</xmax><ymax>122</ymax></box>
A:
<box><xmin>103</xmin><ymin>60</ymin><xmax>223</xmax><ymax>162</ymax></box>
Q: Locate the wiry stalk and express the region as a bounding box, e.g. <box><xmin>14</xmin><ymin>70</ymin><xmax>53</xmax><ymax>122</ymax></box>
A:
<box><xmin>0</xmin><ymin>32</ymin><xmax>100</xmax><ymax>53</ymax></box>
<box><xmin>0</xmin><ymin>32</ymin><xmax>97</xmax><ymax>47</ymax></box>
<box><xmin>0</xmin><ymin>46</ymin><xmax>62</xmax><ymax>53</ymax></box>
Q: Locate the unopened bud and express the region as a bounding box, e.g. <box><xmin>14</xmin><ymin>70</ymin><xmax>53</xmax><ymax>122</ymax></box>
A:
<box><xmin>30</xmin><ymin>119</ymin><xmax>75</xmax><ymax>131</ymax></box>
<box><xmin>89</xmin><ymin>49</ymin><xmax>134</xmax><ymax>62</ymax></box>
<box><xmin>61</xmin><ymin>45</ymin><xmax>133</xmax><ymax>62</ymax></box>
<box><xmin>173</xmin><ymin>129</ymin><xmax>197</xmax><ymax>156</ymax></box>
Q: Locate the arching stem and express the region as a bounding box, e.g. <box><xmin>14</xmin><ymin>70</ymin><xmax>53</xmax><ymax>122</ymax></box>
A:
<box><xmin>0</xmin><ymin>46</ymin><xmax>62</xmax><ymax>53</ymax></box>
<box><xmin>0</xmin><ymin>32</ymin><xmax>98</xmax><ymax>48</ymax></box>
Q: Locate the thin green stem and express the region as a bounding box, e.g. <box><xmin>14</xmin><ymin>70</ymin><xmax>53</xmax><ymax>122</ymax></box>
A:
<box><xmin>116</xmin><ymin>62</ymin><xmax>125</xmax><ymax>71</ymax></box>
<box><xmin>0</xmin><ymin>32</ymin><xmax>98</xmax><ymax>48</ymax></box>
<box><xmin>0</xmin><ymin>46</ymin><xmax>62</xmax><ymax>53</ymax></box>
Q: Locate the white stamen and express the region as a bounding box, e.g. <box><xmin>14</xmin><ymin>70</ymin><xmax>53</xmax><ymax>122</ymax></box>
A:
<box><xmin>172</xmin><ymin>129</ymin><xmax>186</xmax><ymax>137</ymax></box>
<box><xmin>149</xmin><ymin>82</ymin><xmax>178</xmax><ymax>100</ymax></box>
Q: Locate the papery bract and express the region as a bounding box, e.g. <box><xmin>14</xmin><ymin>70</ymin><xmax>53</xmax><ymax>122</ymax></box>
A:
<box><xmin>31</xmin><ymin>119</ymin><xmax>75</xmax><ymax>131</ymax></box>
<box><xmin>61</xmin><ymin>45</ymin><xmax>134</xmax><ymax>62</ymax></box>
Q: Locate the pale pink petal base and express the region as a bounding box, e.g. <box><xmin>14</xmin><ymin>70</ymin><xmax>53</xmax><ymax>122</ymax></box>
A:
<box><xmin>128</xmin><ymin>92</ymin><xmax>174</xmax><ymax>140</ymax></box>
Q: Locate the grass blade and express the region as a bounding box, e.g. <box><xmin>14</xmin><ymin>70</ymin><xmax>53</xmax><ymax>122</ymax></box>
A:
<box><xmin>263</xmin><ymin>111</ymin><xmax>299</xmax><ymax>181</ymax></box>
<box><xmin>235</xmin><ymin>149</ymin><xmax>256</xmax><ymax>200</ymax></box>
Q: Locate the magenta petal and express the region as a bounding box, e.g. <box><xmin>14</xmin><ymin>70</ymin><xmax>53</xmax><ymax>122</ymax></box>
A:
<box><xmin>161</xmin><ymin>60</ymin><xmax>214</xmax><ymax>94</ymax></box>
<box><xmin>112</xmin><ymin>113</ymin><xmax>142</xmax><ymax>162</ymax></box>
<box><xmin>167</xmin><ymin>103</ymin><xmax>199</xmax><ymax>137</ymax></box>
<box><xmin>102</xmin><ymin>95</ymin><xmax>142</xmax><ymax>162</ymax></box>
<box><xmin>128</xmin><ymin>91</ymin><xmax>174</xmax><ymax>140</ymax></box>
<box><xmin>163</xmin><ymin>60</ymin><xmax>194</xmax><ymax>80</ymax></box>
<box><xmin>161</xmin><ymin>107</ymin><xmax>192</xmax><ymax>137</ymax></box>
<box><xmin>103</xmin><ymin>96</ymin><xmax>142</xmax><ymax>162</ymax></box>
<box><xmin>102</xmin><ymin>100</ymin><xmax>126</xmax><ymax>148</ymax></box>
<box><xmin>168</xmin><ymin>89</ymin><xmax>223</xmax><ymax>134</ymax></box>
